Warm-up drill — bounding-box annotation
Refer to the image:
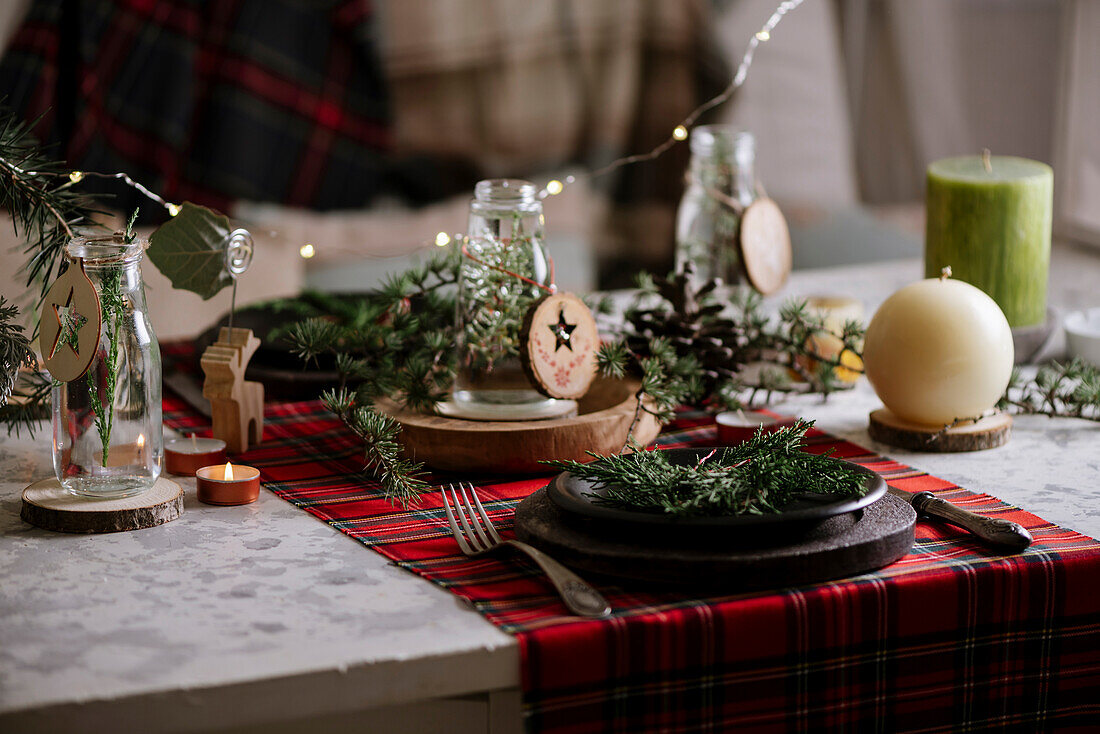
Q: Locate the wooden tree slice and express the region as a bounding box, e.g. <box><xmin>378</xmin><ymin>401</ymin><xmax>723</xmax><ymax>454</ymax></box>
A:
<box><xmin>739</xmin><ymin>198</ymin><xmax>792</xmax><ymax>295</ymax></box>
<box><xmin>21</xmin><ymin>477</ymin><xmax>184</xmax><ymax>533</ymax></box>
<box><xmin>38</xmin><ymin>257</ymin><xmax>102</xmax><ymax>383</ymax></box>
<box><xmin>377</xmin><ymin>378</ymin><xmax>659</xmax><ymax>474</ymax></box>
<box><xmin>868</xmin><ymin>408</ymin><xmax>1011</xmax><ymax>453</ymax></box>
<box><xmin>520</xmin><ymin>292</ymin><xmax>599</xmax><ymax>399</ymax></box>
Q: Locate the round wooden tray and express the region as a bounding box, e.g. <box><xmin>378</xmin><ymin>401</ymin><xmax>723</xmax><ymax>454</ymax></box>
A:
<box><xmin>377</xmin><ymin>378</ymin><xmax>660</xmax><ymax>474</ymax></box>
<box><xmin>514</xmin><ymin>488</ymin><xmax>915</xmax><ymax>589</ymax></box>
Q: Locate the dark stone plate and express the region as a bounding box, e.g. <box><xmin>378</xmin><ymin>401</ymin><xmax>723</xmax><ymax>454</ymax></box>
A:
<box><xmin>546</xmin><ymin>447</ymin><xmax>886</xmax><ymax>529</ymax></box>
<box><xmin>515</xmin><ymin>488</ymin><xmax>915</xmax><ymax>589</ymax></box>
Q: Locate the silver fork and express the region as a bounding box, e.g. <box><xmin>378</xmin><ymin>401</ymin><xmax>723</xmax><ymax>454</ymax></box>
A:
<box><xmin>441</xmin><ymin>482</ymin><xmax>611</xmax><ymax>618</ymax></box>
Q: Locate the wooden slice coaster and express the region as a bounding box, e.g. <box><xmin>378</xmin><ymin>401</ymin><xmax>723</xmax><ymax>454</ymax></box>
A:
<box><xmin>513</xmin><ymin>489</ymin><xmax>915</xmax><ymax>589</ymax></box>
<box><xmin>868</xmin><ymin>408</ymin><xmax>1011</xmax><ymax>453</ymax></box>
<box><xmin>21</xmin><ymin>477</ymin><xmax>184</xmax><ymax>534</ymax></box>
<box><xmin>739</xmin><ymin>197</ymin><xmax>792</xmax><ymax>295</ymax></box>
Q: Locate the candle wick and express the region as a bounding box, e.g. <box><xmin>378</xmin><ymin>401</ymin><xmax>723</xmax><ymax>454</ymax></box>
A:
<box><xmin>191</xmin><ymin>433</ymin><xmax>197</xmax><ymax>450</ymax></box>
<box><xmin>940</xmin><ymin>265</ymin><xmax>952</xmax><ymax>281</ymax></box>
<box><xmin>981</xmin><ymin>148</ymin><xmax>992</xmax><ymax>173</ymax></box>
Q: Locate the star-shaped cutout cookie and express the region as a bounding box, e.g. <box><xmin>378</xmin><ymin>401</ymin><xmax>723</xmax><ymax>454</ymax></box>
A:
<box><xmin>548</xmin><ymin>308</ymin><xmax>577</xmax><ymax>352</ymax></box>
<box><xmin>50</xmin><ymin>287</ymin><xmax>89</xmax><ymax>360</ymax></box>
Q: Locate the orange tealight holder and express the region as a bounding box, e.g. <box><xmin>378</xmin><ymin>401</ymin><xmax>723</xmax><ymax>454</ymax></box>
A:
<box><xmin>165</xmin><ymin>435</ymin><xmax>227</xmax><ymax>476</ymax></box>
<box><xmin>196</xmin><ymin>461</ymin><xmax>261</xmax><ymax>506</ymax></box>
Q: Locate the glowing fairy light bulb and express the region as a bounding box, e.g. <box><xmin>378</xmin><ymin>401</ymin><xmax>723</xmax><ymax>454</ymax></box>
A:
<box><xmin>672</xmin><ymin>125</ymin><xmax>689</xmax><ymax>141</ymax></box>
<box><xmin>299</xmin><ymin>243</ymin><xmax>315</xmax><ymax>259</ymax></box>
<box><xmin>546</xmin><ymin>180</ymin><xmax>563</xmax><ymax>195</ymax></box>
<box><xmin>756</xmin><ymin>30</ymin><xmax>770</xmax><ymax>41</ymax></box>
<box><xmin>435</xmin><ymin>232</ymin><xmax>451</xmax><ymax>247</ymax></box>
<box><xmin>69</xmin><ymin>171</ymin><xmax>84</xmax><ymax>183</ymax></box>
<box><xmin>167</xmin><ymin>203</ymin><xmax>181</xmax><ymax>216</ymax></box>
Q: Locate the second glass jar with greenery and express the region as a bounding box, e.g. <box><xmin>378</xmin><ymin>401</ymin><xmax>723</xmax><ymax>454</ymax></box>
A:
<box><xmin>52</xmin><ymin>233</ymin><xmax>162</xmax><ymax>498</ymax></box>
<box><xmin>452</xmin><ymin>179</ymin><xmax>564</xmax><ymax>418</ymax></box>
<box><xmin>674</xmin><ymin>125</ymin><xmax>759</xmax><ymax>285</ymax></box>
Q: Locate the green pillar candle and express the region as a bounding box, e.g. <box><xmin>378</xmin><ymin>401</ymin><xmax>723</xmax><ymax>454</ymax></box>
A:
<box><xmin>925</xmin><ymin>155</ymin><xmax>1053</xmax><ymax>327</ymax></box>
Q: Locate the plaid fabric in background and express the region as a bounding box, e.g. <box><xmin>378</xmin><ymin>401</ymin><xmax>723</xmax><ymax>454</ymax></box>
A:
<box><xmin>0</xmin><ymin>0</ymin><xmax>391</xmax><ymax>215</ymax></box>
<box><xmin>161</xmin><ymin>345</ymin><xmax>1100</xmax><ymax>733</ymax></box>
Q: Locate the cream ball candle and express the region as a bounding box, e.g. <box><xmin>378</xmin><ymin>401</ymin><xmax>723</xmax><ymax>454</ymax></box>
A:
<box><xmin>863</xmin><ymin>268</ymin><xmax>1014</xmax><ymax>426</ymax></box>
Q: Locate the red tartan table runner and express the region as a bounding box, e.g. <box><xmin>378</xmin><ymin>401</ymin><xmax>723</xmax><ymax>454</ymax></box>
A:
<box><xmin>163</xmin><ymin>375</ymin><xmax>1100</xmax><ymax>732</ymax></box>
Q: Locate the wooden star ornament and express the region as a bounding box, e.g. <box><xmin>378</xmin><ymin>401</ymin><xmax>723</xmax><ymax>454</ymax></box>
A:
<box><xmin>39</xmin><ymin>258</ymin><xmax>102</xmax><ymax>382</ymax></box>
<box><xmin>520</xmin><ymin>292</ymin><xmax>599</xmax><ymax>400</ymax></box>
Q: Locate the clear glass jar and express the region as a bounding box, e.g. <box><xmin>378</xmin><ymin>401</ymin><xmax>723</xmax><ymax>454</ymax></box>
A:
<box><xmin>53</xmin><ymin>235</ymin><xmax>162</xmax><ymax>498</ymax></box>
<box><xmin>674</xmin><ymin>126</ymin><xmax>758</xmax><ymax>285</ymax></box>
<box><xmin>452</xmin><ymin>179</ymin><xmax>562</xmax><ymax>417</ymax></box>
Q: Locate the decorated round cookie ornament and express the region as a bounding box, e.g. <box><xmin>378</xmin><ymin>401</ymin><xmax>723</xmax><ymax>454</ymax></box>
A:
<box><xmin>39</xmin><ymin>258</ymin><xmax>102</xmax><ymax>383</ymax></box>
<box><xmin>520</xmin><ymin>293</ymin><xmax>599</xmax><ymax>400</ymax></box>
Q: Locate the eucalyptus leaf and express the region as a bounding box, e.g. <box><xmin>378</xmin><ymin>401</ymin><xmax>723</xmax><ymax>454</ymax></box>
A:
<box><xmin>147</xmin><ymin>202</ymin><xmax>234</xmax><ymax>300</ymax></box>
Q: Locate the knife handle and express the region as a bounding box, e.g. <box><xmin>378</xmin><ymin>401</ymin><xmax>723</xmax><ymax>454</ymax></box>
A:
<box><xmin>910</xmin><ymin>492</ymin><xmax>1033</xmax><ymax>551</ymax></box>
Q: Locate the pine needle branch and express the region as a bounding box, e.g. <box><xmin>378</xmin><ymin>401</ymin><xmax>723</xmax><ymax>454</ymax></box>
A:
<box><xmin>321</xmin><ymin>388</ymin><xmax>430</xmax><ymax>507</ymax></box>
<box><xmin>545</xmin><ymin>419</ymin><xmax>867</xmax><ymax>517</ymax></box>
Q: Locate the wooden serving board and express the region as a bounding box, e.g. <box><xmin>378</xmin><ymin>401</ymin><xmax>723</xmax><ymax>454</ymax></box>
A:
<box><xmin>514</xmin><ymin>488</ymin><xmax>915</xmax><ymax>589</ymax></box>
<box><xmin>21</xmin><ymin>477</ymin><xmax>184</xmax><ymax>534</ymax></box>
<box><xmin>378</xmin><ymin>378</ymin><xmax>660</xmax><ymax>474</ymax></box>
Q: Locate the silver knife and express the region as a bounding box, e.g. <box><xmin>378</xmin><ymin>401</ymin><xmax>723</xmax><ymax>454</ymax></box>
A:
<box><xmin>886</xmin><ymin>486</ymin><xmax>1033</xmax><ymax>551</ymax></box>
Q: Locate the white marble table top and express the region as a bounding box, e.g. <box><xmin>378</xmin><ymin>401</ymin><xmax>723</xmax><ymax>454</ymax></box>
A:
<box><xmin>2</xmin><ymin>240</ymin><xmax>1098</xmax><ymax>732</ymax></box>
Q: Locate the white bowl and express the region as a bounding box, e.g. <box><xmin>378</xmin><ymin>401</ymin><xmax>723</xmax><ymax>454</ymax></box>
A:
<box><xmin>1064</xmin><ymin>308</ymin><xmax>1100</xmax><ymax>366</ymax></box>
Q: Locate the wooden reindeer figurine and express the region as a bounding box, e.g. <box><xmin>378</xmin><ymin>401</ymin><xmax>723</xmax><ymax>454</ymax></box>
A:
<box><xmin>201</xmin><ymin>327</ymin><xmax>264</xmax><ymax>453</ymax></box>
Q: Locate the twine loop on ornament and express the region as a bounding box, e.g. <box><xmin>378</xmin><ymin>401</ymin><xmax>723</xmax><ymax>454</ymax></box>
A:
<box><xmin>460</xmin><ymin>237</ymin><xmax>557</xmax><ymax>295</ymax></box>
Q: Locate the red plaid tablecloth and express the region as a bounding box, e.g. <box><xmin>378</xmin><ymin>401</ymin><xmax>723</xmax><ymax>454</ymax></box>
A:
<box><xmin>163</xmin><ymin>371</ymin><xmax>1100</xmax><ymax>732</ymax></box>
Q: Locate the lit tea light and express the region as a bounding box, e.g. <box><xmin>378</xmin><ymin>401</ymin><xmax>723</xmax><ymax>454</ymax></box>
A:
<box><xmin>164</xmin><ymin>434</ymin><xmax>227</xmax><ymax>476</ymax></box>
<box><xmin>195</xmin><ymin>460</ymin><xmax>261</xmax><ymax>506</ymax></box>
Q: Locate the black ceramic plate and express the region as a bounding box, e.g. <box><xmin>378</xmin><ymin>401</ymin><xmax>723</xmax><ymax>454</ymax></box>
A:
<box><xmin>546</xmin><ymin>447</ymin><xmax>886</xmax><ymax>528</ymax></box>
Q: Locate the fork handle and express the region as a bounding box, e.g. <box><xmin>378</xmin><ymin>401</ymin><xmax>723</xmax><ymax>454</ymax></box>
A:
<box><xmin>506</xmin><ymin>540</ymin><xmax>611</xmax><ymax>618</ymax></box>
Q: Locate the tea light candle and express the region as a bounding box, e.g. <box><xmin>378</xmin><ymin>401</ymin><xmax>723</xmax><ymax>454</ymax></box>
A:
<box><xmin>715</xmin><ymin>411</ymin><xmax>796</xmax><ymax>445</ymax></box>
<box><xmin>165</xmin><ymin>435</ymin><xmax>227</xmax><ymax>476</ymax></box>
<box><xmin>196</xmin><ymin>462</ymin><xmax>261</xmax><ymax>506</ymax></box>
<box><xmin>862</xmin><ymin>268</ymin><xmax>1014</xmax><ymax>426</ymax></box>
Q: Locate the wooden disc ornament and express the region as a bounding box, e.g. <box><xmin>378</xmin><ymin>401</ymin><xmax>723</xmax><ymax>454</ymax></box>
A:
<box><xmin>739</xmin><ymin>198</ymin><xmax>792</xmax><ymax>295</ymax></box>
<box><xmin>520</xmin><ymin>292</ymin><xmax>599</xmax><ymax>400</ymax></box>
<box><xmin>21</xmin><ymin>477</ymin><xmax>184</xmax><ymax>534</ymax></box>
<box><xmin>38</xmin><ymin>257</ymin><xmax>102</xmax><ymax>382</ymax></box>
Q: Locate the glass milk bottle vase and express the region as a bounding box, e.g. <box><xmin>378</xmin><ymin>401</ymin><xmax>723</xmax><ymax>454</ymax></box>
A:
<box><xmin>52</xmin><ymin>235</ymin><xmax>163</xmax><ymax>498</ymax></box>
<box><xmin>674</xmin><ymin>126</ymin><xmax>758</xmax><ymax>285</ymax></box>
<box><xmin>452</xmin><ymin>179</ymin><xmax>565</xmax><ymax>419</ymax></box>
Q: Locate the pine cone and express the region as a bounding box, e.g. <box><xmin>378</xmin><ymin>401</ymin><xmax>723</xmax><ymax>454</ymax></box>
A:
<box><xmin>626</xmin><ymin>264</ymin><xmax>748</xmax><ymax>392</ymax></box>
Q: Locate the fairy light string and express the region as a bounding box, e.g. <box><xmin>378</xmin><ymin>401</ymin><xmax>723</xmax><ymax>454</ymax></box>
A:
<box><xmin>0</xmin><ymin>0</ymin><xmax>801</xmax><ymax>259</ymax></box>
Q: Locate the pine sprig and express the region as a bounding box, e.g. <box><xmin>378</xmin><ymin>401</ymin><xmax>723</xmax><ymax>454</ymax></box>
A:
<box><xmin>998</xmin><ymin>358</ymin><xmax>1100</xmax><ymax>422</ymax></box>
<box><xmin>90</xmin><ymin>265</ymin><xmax>126</xmax><ymax>465</ymax></box>
<box><xmin>0</xmin><ymin>107</ymin><xmax>107</xmax><ymax>304</ymax></box>
<box><xmin>545</xmin><ymin>419</ymin><xmax>867</xmax><ymax>517</ymax></box>
<box><xmin>321</xmin><ymin>388</ymin><xmax>430</xmax><ymax>506</ymax></box>
<box><xmin>0</xmin><ymin>296</ymin><xmax>49</xmax><ymax>436</ymax></box>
